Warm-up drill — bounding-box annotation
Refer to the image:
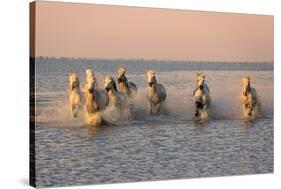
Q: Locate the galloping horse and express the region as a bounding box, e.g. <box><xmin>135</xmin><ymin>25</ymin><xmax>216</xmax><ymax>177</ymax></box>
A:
<box><xmin>68</xmin><ymin>73</ymin><xmax>81</xmax><ymax>118</ymax></box>
<box><xmin>116</xmin><ymin>67</ymin><xmax>137</xmax><ymax>99</ymax></box>
<box><xmin>145</xmin><ymin>70</ymin><xmax>166</xmax><ymax>115</ymax></box>
<box><xmin>193</xmin><ymin>72</ymin><xmax>211</xmax><ymax>118</ymax></box>
<box><xmin>84</xmin><ymin>70</ymin><xmax>109</xmax><ymax>126</ymax></box>
<box><xmin>241</xmin><ymin>76</ymin><xmax>259</xmax><ymax>118</ymax></box>
<box><xmin>104</xmin><ymin>76</ymin><xmax>126</xmax><ymax>114</ymax></box>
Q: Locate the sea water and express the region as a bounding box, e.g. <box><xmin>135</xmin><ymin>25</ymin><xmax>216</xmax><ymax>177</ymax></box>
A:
<box><xmin>34</xmin><ymin>59</ymin><xmax>273</xmax><ymax>187</ymax></box>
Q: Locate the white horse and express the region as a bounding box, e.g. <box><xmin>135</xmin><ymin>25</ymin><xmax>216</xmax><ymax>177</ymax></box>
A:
<box><xmin>145</xmin><ymin>70</ymin><xmax>166</xmax><ymax>115</ymax></box>
<box><xmin>84</xmin><ymin>69</ymin><xmax>98</xmax><ymax>95</ymax></box>
<box><xmin>104</xmin><ymin>76</ymin><xmax>126</xmax><ymax>114</ymax></box>
<box><xmin>193</xmin><ymin>72</ymin><xmax>211</xmax><ymax>118</ymax></box>
<box><xmin>68</xmin><ymin>73</ymin><xmax>81</xmax><ymax>118</ymax></box>
<box><xmin>116</xmin><ymin>67</ymin><xmax>137</xmax><ymax>99</ymax></box>
<box><xmin>84</xmin><ymin>71</ymin><xmax>109</xmax><ymax>126</ymax></box>
<box><xmin>241</xmin><ymin>76</ymin><xmax>259</xmax><ymax>118</ymax></box>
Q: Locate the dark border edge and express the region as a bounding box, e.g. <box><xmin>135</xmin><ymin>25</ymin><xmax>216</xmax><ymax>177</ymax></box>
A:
<box><xmin>30</xmin><ymin>1</ymin><xmax>36</xmax><ymax>188</ymax></box>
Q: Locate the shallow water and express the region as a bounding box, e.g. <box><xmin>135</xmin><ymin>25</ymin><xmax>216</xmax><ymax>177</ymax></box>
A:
<box><xmin>34</xmin><ymin>59</ymin><xmax>273</xmax><ymax>187</ymax></box>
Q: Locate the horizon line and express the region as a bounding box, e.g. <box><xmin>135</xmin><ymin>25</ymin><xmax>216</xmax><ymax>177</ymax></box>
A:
<box><xmin>32</xmin><ymin>56</ymin><xmax>274</xmax><ymax>64</ymax></box>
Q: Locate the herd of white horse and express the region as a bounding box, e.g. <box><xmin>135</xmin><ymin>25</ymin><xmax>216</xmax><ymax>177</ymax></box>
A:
<box><xmin>68</xmin><ymin>67</ymin><xmax>260</xmax><ymax>126</ymax></box>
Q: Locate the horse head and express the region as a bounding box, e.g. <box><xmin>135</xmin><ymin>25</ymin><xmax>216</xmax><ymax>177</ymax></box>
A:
<box><xmin>196</xmin><ymin>72</ymin><xmax>206</xmax><ymax>90</ymax></box>
<box><xmin>68</xmin><ymin>73</ymin><xmax>80</xmax><ymax>91</ymax></box>
<box><xmin>116</xmin><ymin>67</ymin><xmax>128</xmax><ymax>84</ymax></box>
<box><xmin>146</xmin><ymin>70</ymin><xmax>157</xmax><ymax>87</ymax></box>
<box><xmin>242</xmin><ymin>76</ymin><xmax>251</xmax><ymax>96</ymax></box>
<box><xmin>104</xmin><ymin>76</ymin><xmax>117</xmax><ymax>92</ymax></box>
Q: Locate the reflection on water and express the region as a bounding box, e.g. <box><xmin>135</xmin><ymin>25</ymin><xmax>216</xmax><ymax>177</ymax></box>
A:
<box><xmin>35</xmin><ymin>119</ymin><xmax>273</xmax><ymax>187</ymax></box>
<box><xmin>34</xmin><ymin>59</ymin><xmax>273</xmax><ymax>187</ymax></box>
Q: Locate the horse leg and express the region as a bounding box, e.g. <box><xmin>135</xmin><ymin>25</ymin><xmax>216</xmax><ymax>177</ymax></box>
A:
<box><xmin>242</xmin><ymin>104</ymin><xmax>247</xmax><ymax>118</ymax></box>
<box><xmin>150</xmin><ymin>103</ymin><xmax>154</xmax><ymax>115</ymax></box>
<box><xmin>242</xmin><ymin>104</ymin><xmax>251</xmax><ymax>118</ymax></box>
<box><xmin>195</xmin><ymin>109</ymin><xmax>199</xmax><ymax>117</ymax></box>
<box><xmin>156</xmin><ymin>103</ymin><xmax>161</xmax><ymax>114</ymax></box>
<box><xmin>150</xmin><ymin>103</ymin><xmax>158</xmax><ymax>115</ymax></box>
<box><xmin>70</xmin><ymin>105</ymin><xmax>74</xmax><ymax>119</ymax></box>
<box><xmin>194</xmin><ymin>101</ymin><xmax>201</xmax><ymax>117</ymax></box>
<box><xmin>73</xmin><ymin>105</ymin><xmax>78</xmax><ymax>118</ymax></box>
<box><xmin>201</xmin><ymin>105</ymin><xmax>208</xmax><ymax>119</ymax></box>
<box><xmin>247</xmin><ymin>103</ymin><xmax>252</xmax><ymax>116</ymax></box>
<box><xmin>70</xmin><ymin>105</ymin><xmax>76</xmax><ymax>119</ymax></box>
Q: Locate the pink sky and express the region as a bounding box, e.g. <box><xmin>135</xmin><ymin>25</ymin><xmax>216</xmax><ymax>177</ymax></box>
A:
<box><xmin>34</xmin><ymin>1</ymin><xmax>273</xmax><ymax>62</ymax></box>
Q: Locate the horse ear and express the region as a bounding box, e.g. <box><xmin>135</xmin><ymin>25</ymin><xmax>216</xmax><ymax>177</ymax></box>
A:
<box><xmin>203</xmin><ymin>74</ymin><xmax>206</xmax><ymax>79</ymax></box>
<box><xmin>195</xmin><ymin>73</ymin><xmax>199</xmax><ymax>80</ymax></box>
<box><xmin>247</xmin><ymin>76</ymin><xmax>251</xmax><ymax>84</ymax></box>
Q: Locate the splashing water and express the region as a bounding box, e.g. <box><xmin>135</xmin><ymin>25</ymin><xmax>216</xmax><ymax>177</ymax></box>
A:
<box><xmin>34</xmin><ymin>59</ymin><xmax>273</xmax><ymax>187</ymax></box>
<box><xmin>35</xmin><ymin>60</ymin><xmax>273</xmax><ymax>125</ymax></box>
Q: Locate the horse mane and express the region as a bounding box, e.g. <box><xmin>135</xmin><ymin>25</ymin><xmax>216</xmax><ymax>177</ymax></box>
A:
<box><xmin>123</xmin><ymin>75</ymin><xmax>130</xmax><ymax>89</ymax></box>
<box><xmin>123</xmin><ymin>75</ymin><xmax>128</xmax><ymax>82</ymax></box>
<box><xmin>112</xmin><ymin>79</ymin><xmax>118</xmax><ymax>92</ymax></box>
<box><xmin>154</xmin><ymin>76</ymin><xmax>158</xmax><ymax>84</ymax></box>
<box><xmin>76</xmin><ymin>79</ymin><xmax>80</xmax><ymax>87</ymax></box>
<box><xmin>93</xmin><ymin>77</ymin><xmax>98</xmax><ymax>88</ymax></box>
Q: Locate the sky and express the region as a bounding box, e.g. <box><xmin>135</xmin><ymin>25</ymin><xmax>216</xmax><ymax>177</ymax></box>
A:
<box><xmin>33</xmin><ymin>1</ymin><xmax>273</xmax><ymax>62</ymax></box>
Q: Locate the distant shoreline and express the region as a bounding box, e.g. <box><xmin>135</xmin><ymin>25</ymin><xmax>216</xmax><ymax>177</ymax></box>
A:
<box><xmin>31</xmin><ymin>56</ymin><xmax>273</xmax><ymax>65</ymax></box>
<box><xmin>31</xmin><ymin>57</ymin><xmax>273</xmax><ymax>71</ymax></box>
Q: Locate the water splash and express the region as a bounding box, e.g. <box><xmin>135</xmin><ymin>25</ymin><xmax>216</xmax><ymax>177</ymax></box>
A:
<box><xmin>35</xmin><ymin>70</ymin><xmax>273</xmax><ymax>126</ymax></box>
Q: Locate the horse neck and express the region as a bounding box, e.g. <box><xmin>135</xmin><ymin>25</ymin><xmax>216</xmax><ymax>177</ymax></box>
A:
<box><xmin>71</xmin><ymin>86</ymin><xmax>80</xmax><ymax>94</ymax></box>
<box><xmin>196</xmin><ymin>82</ymin><xmax>208</xmax><ymax>93</ymax></box>
<box><xmin>86</xmin><ymin>91</ymin><xmax>93</xmax><ymax>102</ymax></box>
<box><xmin>194</xmin><ymin>85</ymin><xmax>203</xmax><ymax>93</ymax></box>
<box><xmin>90</xmin><ymin>87</ymin><xmax>96</xmax><ymax>95</ymax></box>
<box><xmin>242</xmin><ymin>87</ymin><xmax>253</xmax><ymax>105</ymax></box>
<box><xmin>194</xmin><ymin>88</ymin><xmax>203</xmax><ymax>96</ymax></box>
<box><xmin>122</xmin><ymin>75</ymin><xmax>130</xmax><ymax>87</ymax></box>
<box><xmin>108</xmin><ymin>88</ymin><xmax>118</xmax><ymax>97</ymax></box>
<box><xmin>119</xmin><ymin>80</ymin><xmax>128</xmax><ymax>89</ymax></box>
<box><xmin>243</xmin><ymin>85</ymin><xmax>251</xmax><ymax>96</ymax></box>
<box><xmin>195</xmin><ymin>80</ymin><xmax>199</xmax><ymax>87</ymax></box>
<box><xmin>85</xmin><ymin>91</ymin><xmax>94</xmax><ymax>112</ymax></box>
<box><xmin>149</xmin><ymin>83</ymin><xmax>158</xmax><ymax>94</ymax></box>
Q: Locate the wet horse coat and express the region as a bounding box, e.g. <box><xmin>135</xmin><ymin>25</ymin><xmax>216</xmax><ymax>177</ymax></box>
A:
<box><xmin>104</xmin><ymin>76</ymin><xmax>126</xmax><ymax>114</ymax></box>
<box><xmin>146</xmin><ymin>70</ymin><xmax>166</xmax><ymax>115</ymax></box>
<box><xmin>193</xmin><ymin>72</ymin><xmax>211</xmax><ymax>118</ymax></box>
<box><xmin>68</xmin><ymin>73</ymin><xmax>81</xmax><ymax>118</ymax></box>
<box><xmin>116</xmin><ymin>67</ymin><xmax>137</xmax><ymax>99</ymax></box>
<box><xmin>84</xmin><ymin>70</ymin><xmax>109</xmax><ymax>125</ymax></box>
<box><xmin>241</xmin><ymin>76</ymin><xmax>259</xmax><ymax>118</ymax></box>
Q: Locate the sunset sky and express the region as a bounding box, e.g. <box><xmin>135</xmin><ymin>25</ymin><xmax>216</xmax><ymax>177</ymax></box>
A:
<box><xmin>34</xmin><ymin>1</ymin><xmax>273</xmax><ymax>62</ymax></box>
